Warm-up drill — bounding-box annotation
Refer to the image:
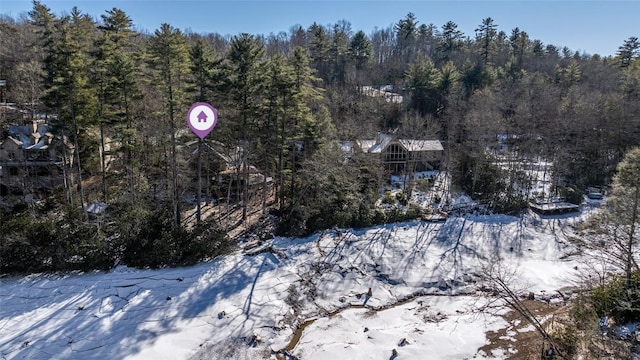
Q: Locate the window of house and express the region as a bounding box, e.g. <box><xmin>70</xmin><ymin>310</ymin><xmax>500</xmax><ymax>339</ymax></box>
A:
<box><xmin>385</xmin><ymin>144</ymin><xmax>406</xmax><ymax>162</ymax></box>
<box><xmin>8</xmin><ymin>151</ymin><xmax>15</xmax><ymax>160</ymax></box>
<box><xmin>9</xmin><ymin>167</ymin><xmax>18</xmax><ymax>176</ymax></box>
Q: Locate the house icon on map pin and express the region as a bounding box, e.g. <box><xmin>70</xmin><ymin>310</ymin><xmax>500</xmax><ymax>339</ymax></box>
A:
<box><xmin>197</xmin><ymin>110</ymin><xmax>208</xmax><ymax>123</ymax></box>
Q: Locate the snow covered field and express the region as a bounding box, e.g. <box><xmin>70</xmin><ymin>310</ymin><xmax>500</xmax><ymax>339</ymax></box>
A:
<box><xmin>0</xmin><ymin>208</ymin><xmax>598</xmax><ymax>359</ymax></box>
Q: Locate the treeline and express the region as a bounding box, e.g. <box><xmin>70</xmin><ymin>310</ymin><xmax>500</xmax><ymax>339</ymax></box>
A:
<box><xmin>0</xmin><ymin>4</ymin><xmax>639</xmax><ymax>272</ymax></box>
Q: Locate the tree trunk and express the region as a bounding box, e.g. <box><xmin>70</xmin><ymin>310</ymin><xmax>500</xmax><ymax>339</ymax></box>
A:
<box><xmin>243</xmin><ymin>143</ymin><xmax>249</xmax><ymax>220</ymax></box>
<box><xmin>98</xmin><ymin>78</ymin><xmax>107</xmax><ymax>203</ymax></box>
<box><xmin>100</xmin><ymin>121</ymin><xmax>107</xmax><ymax>203</ymax></box>
<box><xmin>71</xmin><ymin>102</ymin><xmax>85</xmax><ymax>214</ymax></box>
<box><xmin>61</xmin><ymin>135</ymin><xmax>73</xmax><ymax>205</ymax></box>
<box><xmin>124</xmin><ymin>87</ymin><xmax>134</xmax><ymax>202</ymax></box>
<box><xmin>262</xmin><ymin>150</ymin><xmax>269</xmax><ymax>213</ymax></box>
<box><xmin>168</xmin><ymin>68</ymin><xmax>180</xmax><ymax>228</ymax></box>
<box><xmin>627</xmin><ymin>185</ymin><xmax>639</xmax><ymax>288</ymax></box>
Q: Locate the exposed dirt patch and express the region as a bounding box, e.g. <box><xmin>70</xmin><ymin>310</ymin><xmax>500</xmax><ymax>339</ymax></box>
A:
<box><xmin>479</xmin><ymin>300</ymin><xmax>569</xmax><ymax>359</ymax></box>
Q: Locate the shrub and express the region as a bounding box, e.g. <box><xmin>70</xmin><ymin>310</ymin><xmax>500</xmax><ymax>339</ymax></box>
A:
<box><xmin>114</xmin><ymin>203</ymin><xmax>233</xmax><ymax>268</ymax></box>
<box><xmin>276</xmin><ymin>206</ymin><xmax>309</xmax><ymax>237</ymax></box>
<box><xmin>182</xmin><ymin>219</ymin><xmax>234</xmax><ymax>265</ymax></box>
<box><xmin>382</xmin><ymin>190</ymin><xmax>395</xmax><ymax>205</ymax></box>
<box><xmin>591</xmin><ymin>271</ymin><xmax>640</xmax><ymax>324</ymax></box>
<box><xmin>1</xmin><ymin>237</ymin><xmax>38</xmax><ymax>273</ymax></box>
<box><xmin>405</xmin><ymin>203</ymin><xmax>423</xmax><ymax>218</ymax></box>
<box><xmin>551</xmin><ymin>321</ymin><xmax>579</xmax><ymax>357</ymax></box>
<box><xmin>558</xmin><ymin>184</ymin><xmax>584</xmax><ymax>205</ymax></box>
<box><xmin>0</xmin><ymin>201</ymin><xmax>235</xmax><ymax>274</ymax></box>
<box><xmin>570</xmin><ymin>292</ymin><xmax>598</xmax><ymax>331</ymax></box>
<box><xmin>491</xmin><ymin>193</ymin><xmax>528</xmax><ymax>214</ymax></box>
<box><xmin>414</xmin><ymin>178</ymin><xmax>432</xmax><ymax>192</ymax></box>
<box><xmin>0</xmin><ymin>208</ymin><xmax>114</xmax><ymax>273</ymax></box>
<box><xmin>395</xmin><ymin>190</ymin><xmax>407</xmax><ymax>206</ymax></box>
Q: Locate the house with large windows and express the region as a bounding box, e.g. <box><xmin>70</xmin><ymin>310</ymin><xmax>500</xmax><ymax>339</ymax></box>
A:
<box><xmin>343</xmin><ymin>133</ymin><xmax>444</xmax><ymax>175</ymax></box>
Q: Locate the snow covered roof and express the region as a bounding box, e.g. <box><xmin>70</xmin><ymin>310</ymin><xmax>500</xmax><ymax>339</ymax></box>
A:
<box><xmin>25</xmin><ymin>138</ymin><xmax>49</xmax><ymax>150</ymax></box>
<box><xmin>399</xmin><ymin>139</ymin><xmax>444</xmax><ymax>152</ymax></box>
<box><xmin>361</xmin><ymin>85</ymin><xmax>403</xmax><ymax>103</ymax></box>
<box><xmin>357</xmin><ymin>133</ymin><xmax>394</xmax><ymax>153</ymax></box>
<box><xmin>339</xmin><ymin>141</ymin><xmax>353</xmax><ymax>157</ymax></box>
<box><xmin>356</xmin><ymin>134</ymin><xmax>443</xmax><ymax>154</ymax></box>
<box><xmin>86</xmin><ymin>201</ymin><xmax>109</xmax><ymax>215</ymax></box>
<box><xmin>7</xmin><ymin>123</ymin><xmax>54</xmax><ymax>149</ymax></box>
<box><xmin>8</xmin><ymin>126</ymin><xmax>30</xmax><ymax>148</ymax></box>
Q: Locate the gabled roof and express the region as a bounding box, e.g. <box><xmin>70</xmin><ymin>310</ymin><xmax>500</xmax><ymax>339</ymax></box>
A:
<box><xmin>8</xmin><ymin>126</ymin><xmax>30</xmax><ymax>147</ymax></box>
<box><xmin>26</xmin><ymin>138</ymin><xmax>49</xmax><ymax>150</ymax></box>
<box><xmin>399</xmin><ymin>139</ymin><xmax>443</xmax><ymax>152</ymax></box>
<box><xmin>355</xmin><ymin>133</ymin><xmax>443</xmax><ymax>154</ymax></box>
<box><xmin>3</xmin><ymin>137</ymin><xmax>23</xmax><ymax>147</ymax></box>
<box><xmin>87</xmin><ymin>201</ymin><xmax>109</xmax><ymax>215</ymax></box>
<box><xmin>7</xmin><ymin>123</ymin><xmax>54</xmax><ymax>149</ymax></box>
<box><xmin>357</xmin><ymin>133</ymin><xmax>394</xmax><ymax>154</ymax></box>
<box><xmin>186</xmin><ymin>139</ymin><xmax>252</xmax><ymax>171</ymax></box>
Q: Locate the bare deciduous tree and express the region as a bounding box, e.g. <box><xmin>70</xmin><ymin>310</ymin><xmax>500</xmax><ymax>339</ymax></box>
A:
<box><xmin>481</xmin><ymin>261</ymin><xmax>565</xmax><ymax>358</ymax></box>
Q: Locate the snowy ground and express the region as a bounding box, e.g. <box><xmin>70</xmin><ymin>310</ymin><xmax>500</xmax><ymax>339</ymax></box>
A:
<box><xmin>0</xmin><ymin>206</ymin><xmax>601</xmax><ymax>360</ymax></box>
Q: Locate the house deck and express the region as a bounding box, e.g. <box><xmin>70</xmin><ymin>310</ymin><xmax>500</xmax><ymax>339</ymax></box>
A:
<box><xmin>422</xmin><ymin>213</ymin><xmax>448</xmax><ymax>222</ymax></box>
<box><xmin>529</xmin><ymin>202</ymin><xmax>579</xmax><ymax>215</ymax></box>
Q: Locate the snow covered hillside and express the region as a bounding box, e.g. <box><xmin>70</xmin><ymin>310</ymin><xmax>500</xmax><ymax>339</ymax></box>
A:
<box><xmin>0</xmin><ymin>208</ymin><xmax>598</xmax><ymax>359</ymax></box>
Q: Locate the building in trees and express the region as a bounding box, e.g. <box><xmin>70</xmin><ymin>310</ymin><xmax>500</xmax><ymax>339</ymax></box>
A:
<box><xmin>0</xmin><ymin>120</ymin><xmax>73</xmax><ymax>202</ymax></box>
<box><xmin>182</xmin><ymin>139</ymin><xmax>273</xmax><ymax>204</ymax></box>
<box><xmin>361</xmin><ymin>85</ymin><xmax>403</xmax><ymax>103</ymax></box>
<box><xmin>344</xmin><ymin>133</ymin><xmax>443</xmax><ymax>175</ymax></box>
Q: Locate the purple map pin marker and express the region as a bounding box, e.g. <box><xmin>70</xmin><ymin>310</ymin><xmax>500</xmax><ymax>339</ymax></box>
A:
<box><xmin>187</xmin><ymin>102</ymin><xmax>218</xmax><ymax>139</ymax></box>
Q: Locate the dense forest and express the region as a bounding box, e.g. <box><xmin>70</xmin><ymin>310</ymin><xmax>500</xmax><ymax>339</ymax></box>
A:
<box><xmin>0</xmin><ymin>2</ymin><xmax>639</xmax><ymax>273</ymax></box>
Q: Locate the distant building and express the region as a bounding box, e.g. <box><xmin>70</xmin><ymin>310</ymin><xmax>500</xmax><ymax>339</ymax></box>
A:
<box><xmin>361</xmin><ymin>85</ymin><xmax>403</xmax><ymax>104</ymax></box>
<box><xmin>86</xmin><ymin>201</ymin><xmax>109</xmax><ymax>220</ymax></box>
<box><xmin>183</xmin><ymin>139</ymin><xmax>273</xmax><ymax>203</ymax></box>
<box><xmin>0</xmin><ymin>120</ymin><xmax>73</xmax><ymax>199</ymax></box>
<box><xmin>343</xmin><ymin>133</ymin><xmax>443</xmax><ymax>174</ymax></box>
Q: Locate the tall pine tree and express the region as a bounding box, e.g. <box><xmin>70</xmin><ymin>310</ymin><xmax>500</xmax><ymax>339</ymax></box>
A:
<box><xmin>148</xmin><ymin>23</ymin><xmax>191</xmax><ymax>227</ymax></box>
<box><xmin>224</xmin><ymin>33</ymin><xmax>265</xmax><ymax>220</ymax></box>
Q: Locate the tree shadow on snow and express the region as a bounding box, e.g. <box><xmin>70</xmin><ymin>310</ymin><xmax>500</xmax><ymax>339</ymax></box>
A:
<box><xmin>0</xmin><ymin>253</ymin><xmax>274</xmax><ymax>360</ymax></box>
